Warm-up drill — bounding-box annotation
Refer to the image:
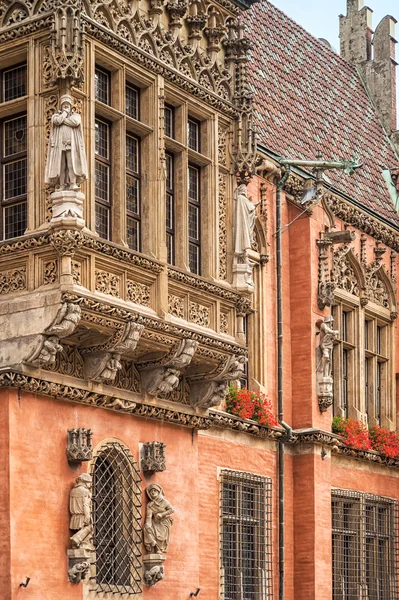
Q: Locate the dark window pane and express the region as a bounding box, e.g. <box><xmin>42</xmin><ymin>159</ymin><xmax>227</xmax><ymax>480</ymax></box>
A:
<box><xmin>188</xmin><ymin>166</ymin><xmax>199</xmax><ymax>201</ymax></box>
<box><xmin>3</xmin><ymin>65</ymin><xmax>27</xmax><ymax>102</ymax></box>
<box><xmin>4</xmin><ymin>158</ymin><xmax>27</xmax><ymax>199</ymax></box>
<box><xmin>4</xmin><ymin>116</ymin><xmax>27</xmax><ymax>156</ymax></box>
<box><xmin>95</xmin><ymin>68</ymin><xmax>110</xmax><ymax>104</ymax></box>
<box><xmin>127</xmin><ymin>216</ymin><xmax>139</xmax><ymax>251</ymax></box>
<box><xmin>95</xmin><ymin>161</ymin><xmax>109</xmax><ymax>202</ymax></box>
<box><xmin>166</xmin><ymin>154</ymin><xmax>173</xmax><ymax>189</ymax></box>
<box><xmin>4</xmin><ymin>201</ymin><xmax>27</xmax><ymax>239</ymax></box>
<box><xmin>126</xmin><ymin>175</ymin><xmax>139</xmax><ymax>214</ymax></box>
<box><xmin>166</xmin><ymin>233</ymin><xmax>173</xmax><ymax>265</ymax></box>
<box><xmin>165</xmin><ymin>106</ymin><xmax>173</xmax><ymax>138</ymax></box>
<box><xmin>188</xmin><ymin>119</ymin><xmax>199</xmax><ymax>151</ymax></box>
<box><xmin>95</xmin><ymin>120</ymin><xmax>109</xmax><ymax>158</ymax></box>
<box><xmin>95</xmin><ymin>202</ymin><xmax>109</xmax><ymax>240</ymax></box>
<box><xmin>166</xmin><ymin>193</ymin><xmax>173</xmax><ymax>230</ymax></box>
<box><xmin>188</xmin><ymin>204</ymin><xmax>199</xmax><ymax>240</ymax></box>
<box><xmin>126</xmin><ymin>135</ymin><xmax>138</xmax><ymax>173</ymax></box>
<box><xmin>126</xmin><ymin>85</ymin><xmax>139</xmax><ymax>120</ymax></box>
<box><xmin>189</xmin><ymin>242</ymin><xmax>199</xmax><ymax>274</ymax></box>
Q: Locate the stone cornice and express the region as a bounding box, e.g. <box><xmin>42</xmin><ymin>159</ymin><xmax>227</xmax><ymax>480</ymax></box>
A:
<box><xmin>0</xmin><ymin>13</ymin><xmax>52</xmax><ymax>43</ymax></box>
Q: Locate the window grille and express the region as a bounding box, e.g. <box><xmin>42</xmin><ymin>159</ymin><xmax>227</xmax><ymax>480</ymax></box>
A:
<box><xmin>220</xmin><ymin>470</ymin><xmax>273</xmax><ymax>600</ymax></box>
<box><xmin>90</xmin><ymin>442</ymin><xmax>142</xmax><ymax>595</ymax></box>
<box><xmin>1</xmin><ymin>114</ymin><xmax>27</xmax><ymax>240</ymax></box>
<box><xmin>332</xmin><ymin>489</ymin><xmax>399</xmax><ymax>600</ymax></box>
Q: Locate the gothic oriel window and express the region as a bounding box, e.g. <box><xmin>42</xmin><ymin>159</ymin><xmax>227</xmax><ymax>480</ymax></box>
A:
<box><xmin>220</xmin><ymin>470</ymin><xmax>273</xmax><ymax>600</ymax></box>
<box><xmin>332</xmin><ymin>489</ymin><xmax>399</xmax><ymax>600</ymax></box>
<box><xmin>91</xmin><ymin>441</ymin><xmax>142</xmax><ymax>595</ymax></box>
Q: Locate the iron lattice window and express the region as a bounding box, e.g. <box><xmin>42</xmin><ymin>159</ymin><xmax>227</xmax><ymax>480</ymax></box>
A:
<box><xmin>90</xmin><ymin>442</ymin><xmax>142</xmax><ymax>595</ymax></box>
<box><xmin>220</xmin><ymin>470</ymin><xmax>273</xmax><ymax>600</ymax></box>
<box><xmin>332</xmin><ymin>489</ymin><xmax>399</xmax><ymax>600</ymax></box>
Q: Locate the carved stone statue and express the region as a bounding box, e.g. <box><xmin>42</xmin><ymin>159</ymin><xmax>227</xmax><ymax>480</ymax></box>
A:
<box><xmin>46</xmin><ymin>303</ymin><xmax>81</xmax><ymax>337</ymax></box>
<box><xmin>168</xmin><ymin>339</ymin><xmax>198</xmax><ymax>369</ymax></box>
<box><xmin>45</xmin><ymin>95</ymin><xmax>88</xmax><ymax>191</ymax></box>
<box><xmin>234</xmin><ymin>184</ymin><xmax>258</xmax><ymax>255</ymax></box>
<box><xmin>319</xmin><ymin>316</ymin><xmax>339</xmax><ymax>379</ymax></box>
<box><xmin>84</xmin><ymin>352</ymin><xmax>122</xmax><ymax>384</ymax></box>
<box><xmin>147</xmin><ymin>367</ymin><xmax>180</xmax><ymax>396</ymax></box>
<box><xmin>27</xmin><ymin>335</ymin><xmax>63</xmax><ymax>367</ymax></box>
<box><xmin>69</xmin><ymin>473</ymin><xmax>93</xmax><ymax>549</ymax></box>
<box><xmin>143</xmin><ymin>484</ymin><xmax>174</xmax><ymax>554</ymax></box>
<box><xmin>144</xmin><ymin>565</ymin><xmax>165</xmax><ymax>586</ymax></box>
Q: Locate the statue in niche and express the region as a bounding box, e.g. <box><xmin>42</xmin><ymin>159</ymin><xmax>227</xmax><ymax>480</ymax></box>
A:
<box><xmin>144</xmin><ymin>484</ymin><xmax>174</xmax><ymax>554</ymax></box>
<box><xmin>69</xmin><ymin>473</ymin><xmax>93</xmax><ymax>549</ymax></box>
<box><xmin>319</xmin><ymin>316</ymin><xmax>339</xmax><ymax>379</ymax></box>
<box><xmin>234</xmin><ymin>183</ymin><xmax>259</xmax><ymax>256</ymax></box>
<box><xmin>45</xmin><ymin>94</ymin><xmax>88</xmax><ymax>191</ymax></box>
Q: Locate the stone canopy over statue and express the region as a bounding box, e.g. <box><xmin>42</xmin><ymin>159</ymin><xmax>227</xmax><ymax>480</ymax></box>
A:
<box><xmin>45</xmin><ymin>94</ymin><xmax>88</xmax><ymax>191</ymax></box>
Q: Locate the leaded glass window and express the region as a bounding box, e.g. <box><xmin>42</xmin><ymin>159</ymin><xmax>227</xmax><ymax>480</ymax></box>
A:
<box><xmin>95</xmin><ymin>118</ymin><xmax>111</xmax><ymax>239</ymax></box>
<box><xmin>1</xmin><ymin>114</ymin><xmax>27</xmax><ymax>239</ymax></box>
<box><xmin>95</xmin><ymin>67</ymin><xmax>110</xmax><ymax>105</ymax></box>
<box><xmin>126</xmin><ymin>134</ymin><xmax>140</xmax><ymax>251</ymax></box>
<box><xmin>188</xmin><ymin>164</ymin><xmax>200</xmax><ymax>274</ymax></box>
<box><xmin>166</xmin><ymin>153</ymin><xmax>174</xmax><ymax>264</ymax></box>
<box><xmin>2</xmin><ymin>64</ymin><xmax>27</xmax><ymax>103</ymax></box>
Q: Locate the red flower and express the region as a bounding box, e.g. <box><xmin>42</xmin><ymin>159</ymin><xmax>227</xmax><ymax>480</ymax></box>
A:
<box><xmin>369</xmin><ymin>426</ymin><xmax>399</xmax><ymax>459</ymax></box>
<box><xmin>332</xmin><ymin>416</ymin><xmax>371</xmax><ymax>451</ymax></box>
<box><xmin>225</xmin><ymin>387</ymin><xmax>278</xmax><ymax>427</ymax></box>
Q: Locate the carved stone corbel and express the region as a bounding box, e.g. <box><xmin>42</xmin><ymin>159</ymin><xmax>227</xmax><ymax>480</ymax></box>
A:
<box><xmin>189</xmin><ymin>354</ymin><xmax>247</xmax><ymax>409</ymax></box>
<box><xmin>46</xmin><ymin>303</ymin><xmax>82</xmax><ymax>337</ymax></box>
<box><xmin>49</xmin><ymin>0</ymin><xmax>85</xmax><ymax>87</ymax></box>
<box><xmin>112</xmin><ymin>322</ymin><xmax>144</xmax><ymax>357</ymax></box>
<box><xmin>139</xmin><ymin>339</ymin><xmax>198</xmax><ymax>397</ymax></box>
<box><xmin>26</xmin><ymin>335</ymin><xmax>64</xmax><ymax>368</ymax></box>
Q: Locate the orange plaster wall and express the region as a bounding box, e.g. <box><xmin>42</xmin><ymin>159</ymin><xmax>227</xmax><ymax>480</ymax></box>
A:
<box><xmin>6</xmin><ymin>389</ymin><xmax>199</xmax><ymax>600</ymax></box>
<box><xmin>0</xmin><ymin>389</ymin><xmax>11</xmax><ymax>600</ymax></box>
<box><xmin>331</xmin><ymin>460</ymin><xmax>399</xmax><ymax>498</ymax></box>
<box><xmin>197</xmin><ymin>432</ymin><xmax>285</xmax><ymax>600</ymax></box>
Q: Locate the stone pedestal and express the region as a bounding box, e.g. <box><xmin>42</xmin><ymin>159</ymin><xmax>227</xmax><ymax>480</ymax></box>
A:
<box><xmin>50</xmin><ymin>190</ymin><xmax>85</xmax><ymax>228</ymax></box>
<box><xmin>143</xmin><ymin>553</ymin><xmax>166</xmax><ymax>586</ymax></box>
<box><xmin>232</xmin><ymin>254</ymin><xmax>255</xmax><ymax>292</ymax></box>
<box><xmin>67</xmin><ymin>547</ymin><xmax>92</xmax><ymax>583</ymax></box>
<box><xmin>317</xmin><ymin>376</ymin><xmax>333</xmax><ymax>412</ymax></box>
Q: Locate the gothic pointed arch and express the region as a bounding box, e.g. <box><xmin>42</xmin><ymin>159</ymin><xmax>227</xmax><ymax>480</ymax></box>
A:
<box><xmin>93</xmin><ymin>5</ymin><xmax>114</xmax><ymax>31</ymax></box>
<box><xmin>1</xmin><ymin>2</ymin><xmax>30</xmax><ymax>27</ymax></box>
<box><xmin>367</xmin><ymin>264</ymin><xmax>396</xmax><ymax>315</ymax></box>
<box><xmin>117</xmin><ymin>19</ymin><xmax>136</xmax><ymax>44</ymax></box>
<box><xmin>252</xmin><ymin>217</ymin><xmax>267</xmax><ymax>256</ymax></box>
<box><xmin>332</xmin><ymin>245</ymin><xmax>365</xmax><ymax>298</ymax></box>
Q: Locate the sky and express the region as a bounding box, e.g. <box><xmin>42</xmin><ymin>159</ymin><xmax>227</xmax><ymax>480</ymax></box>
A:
<box><xmin>270</xmin><ymin>0</ymin><xmax>399</xmax><ymax>121</ymax></box>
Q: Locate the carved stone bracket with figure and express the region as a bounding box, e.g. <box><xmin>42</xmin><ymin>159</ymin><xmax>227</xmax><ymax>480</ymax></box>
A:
<box><xmin>25</xmin><ymin>303</ymin><xmax>81</xmax><ymax>368</ymax></box>
<box><xmin>316</xmin><ymin>316</ymin><xmax>339</xmax><ymax>412</ymax></box>
<box><xmin>189</xmin><ymin>354</ymin><xmax>247</xmax><ymax>409</ymax></box>
<box><xmin>139</xmin><ymin>339</ymin><xmax>198</xmax><ymax>397</ymax></box>
<box><xmin>143</xmin><ymin>484</ymin><xmax>174</xmax><ymax>586</ymax></box>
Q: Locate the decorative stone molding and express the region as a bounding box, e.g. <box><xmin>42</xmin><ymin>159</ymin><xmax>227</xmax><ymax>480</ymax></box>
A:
<box><xmin>95</xmin><ymin>269</ymin><xmax>120</xmax><ymax>297</ymax></box>
<box><xmin>141</xmin><ymin>442</ymin><xmax>166</xmax><ymax>472</ymax></box>
<box><xmin>127</xmin><ymin>280</ymin><xmax>151</xmax><ymax>307</ymax></box>
<box><xmin>189</xmin><ymin>301</ymin><xmax>210</xmax><ymax>327</ymax></box>
<box><xmin>114</xmin><ymin>360</ymin><xmax>141</xmax><ymax>393</ymax></box>
<box><xmin>316</xmin><ymin>316</ymin><xmax>339</xmax><ymax>413</ymax></box>
<box><xmin>49</xmin><ymin>229</ymin><xmax>85</xmax><ymax>256</ymax></box>
<box><xmin>0</xmin><ymin>266</ymin><xmax>26</xmax><ymax>295</ymax></box>
<box><xmin>43</xmin><ymin>259</ymin><xmax>58</xmax><ymax>285</ymax></box>
<box><xmin>48</xmin><ymin>0</ymin><xmax>85</xmax><ymax>86</ymax></box>
<box><xmin>168</xmin><ymin>294</ymin><xmax>185</xmax><ymax>318</ymax></box>
<box><xmin>332</xmin><ymin>244</ymin><xmax>361</xmax><ymax>296</ymax></box>
<box><xmin>189</xmin><ymin>354</ymin><xmax>247</xmax><ymax>409</ymax></box>
<box><xmin>67</xmin><ymin>428</ymin><xmax>93</xmax><ymax>462</ymax></box>
<box><xmin>0</xmin><ymin>234</ymin><xmax>49</xmax><ymax>256</ymax></box>
<box><xmin>220</xmin><ymin>311</ymin><xmax>228</xmax><ymax>334</ymax></box>
<box><xmin>218</xmin><ymin>172</ymin><xmax>228</xmax><ymax>280</ymax></box>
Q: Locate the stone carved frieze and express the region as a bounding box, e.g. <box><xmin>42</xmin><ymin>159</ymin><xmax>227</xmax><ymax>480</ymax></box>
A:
<box><xmin>189</xmin><ymin>301</ymin><xmax>210</xmax><ymax>327</ymax></box>
<box><xmin>189</xmin><ymin>354</ymin><xmax>247</xmax><ymax>409</ymax></box>
<box><xmin>0</xmin><ymin>266</ymin><xmax>26</xmax><ymax>295</ymax></box>
<box><xmin>126</xmin><ymin>279</ymin><xmax>150</xmax><ymax>306</ymax></box>
<box><xmin>140</xmin><ymin>339</ymin><xmax>198</xmax><ymax>397</ymax></box>
<box><xmin>114</xmin><ymin>360</ymin><xmax>141</xmax><ymax>392</ymax></box>
<box><xmin>316</xmin><ymin>316</ymin><xmax>339</xmax><ymax>413</ymax></box>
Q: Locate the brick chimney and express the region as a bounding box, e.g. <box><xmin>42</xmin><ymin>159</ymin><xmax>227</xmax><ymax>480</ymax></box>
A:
<box><xmin>340</xmin><ymin>1</ymin><xmax>398</xmax><ymax>137</ymax></box>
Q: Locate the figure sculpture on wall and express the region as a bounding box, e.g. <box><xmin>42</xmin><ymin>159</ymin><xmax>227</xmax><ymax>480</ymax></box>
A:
<box><xmin>233</xmin><ymin>183</ymin><xmax>259</xmax><ymax>290</ymax></box>
<box><xmin>45</xmin><ymin>95</ymin><xmax>88</xmax><ymax>191</ymax></box>
<box><xmin>143</xmin><ymin>484</ymin><xmax>174</xmax><ymax>554</ymax></box>
<box><xmin>69</xmin><ymin>473</ymin><xmax>93</xmax><ymax>549</ymax></box>
<box><xmin>316</xmin><ymin>316</ymin><xmax>339</xmax><ymax>412</ymax></box>
<box><xmin>319</xmin><ymin>316</ymin><xmax>339</xmax><ymax>379</ymax></box>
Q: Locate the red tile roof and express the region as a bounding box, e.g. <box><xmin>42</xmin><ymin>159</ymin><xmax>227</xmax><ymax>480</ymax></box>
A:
<box><xmin>245</xmin><ymin>0</ymin><xmax>399</xmax><ymax>226</ymax></box>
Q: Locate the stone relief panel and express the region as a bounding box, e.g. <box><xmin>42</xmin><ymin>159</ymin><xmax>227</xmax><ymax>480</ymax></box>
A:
<box><xmin>0</xmin><ymin>266</ymin><xmax>27</xmax><ymax>295</ymax></box>
<box><xmin>95</xmin><ymin>269</ymin><xmax>120</xmax><ymax>297</ymax></box>
<box><xmin>168</xmin><ymin>293</ymin><xmax>185</xmax><ymax>318</ymax></box>
<box><xmin>218</xmin><ymin>172</ymin><xmax>227</xmax><ymax>280</ymax></box>
<box><xmin>126</xmin><ymin>279</ymin><xmax>151</xmax><ymax>307</ymax></box>
<box><xmin>189</xmin><ymin>300</ymin><xmax>210</xmax><ymax>327</ymax></box>
<box><xmin>43</xmin><ymin>259</ymin><xmax>58</xmax><ymax>285</ymax></box>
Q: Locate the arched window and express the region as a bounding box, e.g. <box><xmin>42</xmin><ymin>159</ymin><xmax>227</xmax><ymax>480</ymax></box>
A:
<box><xmin>90</xmin><ymin>441</ymin><xmax>142</xmax><ymax>595</ymax></box>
